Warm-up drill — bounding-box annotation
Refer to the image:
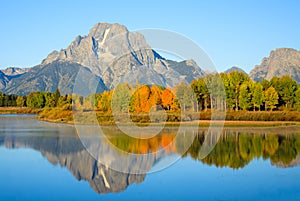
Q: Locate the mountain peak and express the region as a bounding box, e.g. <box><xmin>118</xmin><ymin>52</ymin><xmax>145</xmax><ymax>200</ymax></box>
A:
<box><xmin>249</xmin><ymin>48</ymin><xmax>300</xmax><ymax>82</ymax></box>
<box><xmin>88</xmin><ymin>22</ymin><xmax>128</xmax><ymax>39</ymax></box>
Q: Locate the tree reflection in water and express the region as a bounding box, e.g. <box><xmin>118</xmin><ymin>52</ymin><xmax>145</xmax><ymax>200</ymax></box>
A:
<box><xmin>1</xmin><ymin>125</ymin><xmax>300</xmax><ymax>194</ymax></box>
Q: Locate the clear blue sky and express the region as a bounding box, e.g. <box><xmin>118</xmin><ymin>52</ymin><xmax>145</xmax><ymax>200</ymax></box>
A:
<box><xmin>0</xmin><ymin>0</ymin><xmax>299</xmax><ymax>73</ymax></box>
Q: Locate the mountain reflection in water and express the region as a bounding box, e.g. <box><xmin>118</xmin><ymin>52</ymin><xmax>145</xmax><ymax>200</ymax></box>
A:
<box><xmin>1</xmin><ymin>116</ymin><xmax>300</xmax><ymax>194</ymax></box>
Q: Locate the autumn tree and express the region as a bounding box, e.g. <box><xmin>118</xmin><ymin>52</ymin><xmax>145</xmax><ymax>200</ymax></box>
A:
<box><xmin>129</xmin><ymin>85</ymin><xmax>152</xmax><ymax>112</ymax></box>
<box><xmin>161</xmin><ymin>88</ymin><xmax>178</xmax><ymax>111</ymax></box>
<box><xmin>149</xmin><ymin>85</ymin><xmax>163</xmax><ymax>111</ymax></box>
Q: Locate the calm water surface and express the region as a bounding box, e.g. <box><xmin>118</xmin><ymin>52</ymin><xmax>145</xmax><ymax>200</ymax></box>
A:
<box><xmin>0</xmin><ymin>115</ymin><xmax>300</xmax><ymax>201</ymax></box>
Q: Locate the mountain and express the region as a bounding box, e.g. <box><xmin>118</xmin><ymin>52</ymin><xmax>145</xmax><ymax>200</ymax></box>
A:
<box><xmin>41</xmin><ymin>22</ymin><xmax>204</xmax><ymax>89</ymax></box>
<box><xmin>1</xmin><ymin>67</ymin><xmax>29</xmax><ymax>77</ymax></box>
<box><xmin>0</xmin><ymin>71</ymin><xmax>9</xmax><ymax>91</ymax></box>
<box><xmin>249</xmin><ymin>48</ymin><xmax>300</xmax><ymax>82</ymax></box>
<box><xmin>4</xmin><ymin>61</ymin><xmax>107</xmax><ymax>95</ymax></box>
<box><xmin>0</xmin><ymin>22</ymin><xmax>205</xmax><ymax>95</ymax></box>
<box><xmin>224</xmin><ymin>66</ymin><xmax>247</xmax><ymax>74</ymax></box>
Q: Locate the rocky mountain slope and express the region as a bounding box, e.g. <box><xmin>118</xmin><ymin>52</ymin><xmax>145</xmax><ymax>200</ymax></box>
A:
<box><xmin>0</xmin><ymin>67</ymin><xmax>30</xmax><ymax>91</ymax></box>
<box><xmin>0</xmin><ymin>22</ymin><xmax>205</xmax><ymax>95</ymax></box>
<box><xmin>4</xmin><ymin>61</ymin><xmax>107</xmax><ymax>95</ymax></box>
<box><xmin>249</xmin><ymin>48</ymin><xmax>300</xmax><ymax>82</ymax></box>
<box><xmin>1</xmin><ymin>67</ymin><xmax>29</xmax><ymax>77</ymax></box>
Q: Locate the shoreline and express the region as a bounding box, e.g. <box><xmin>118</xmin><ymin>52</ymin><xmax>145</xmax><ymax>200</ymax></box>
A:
<box><xmin>1</xmin><ymin>107</ymin><xmax>300</xmax><ymax>128</ymax></box>
<box><xmin>38</xmin><ymin>117</ymin><xmax>300</xmax><ymax>128</ymax></box>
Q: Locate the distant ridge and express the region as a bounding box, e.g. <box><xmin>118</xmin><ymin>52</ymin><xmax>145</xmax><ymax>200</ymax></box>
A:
<box><xmin>224</xmin><ymin>66</ymin><xmax>247</xmax><ymax>74</ymax></box>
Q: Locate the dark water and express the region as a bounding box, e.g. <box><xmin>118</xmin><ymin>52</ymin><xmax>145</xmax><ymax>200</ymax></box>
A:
<box><xmin>0</xmin><ymin>115</ymin><xmax>300</xmax><ymax>201</ymax></box>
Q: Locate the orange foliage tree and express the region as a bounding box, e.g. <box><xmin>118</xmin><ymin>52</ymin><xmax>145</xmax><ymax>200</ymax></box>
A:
<box><xmin>161</xmin><ymin>88</ymin><xmax>179</xmax><ymax>111</ymax></box>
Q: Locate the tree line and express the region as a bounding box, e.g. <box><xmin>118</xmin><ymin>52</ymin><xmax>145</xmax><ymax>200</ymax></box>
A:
<box><xmin>192</xmin><ymin>71</ymin><xmax>300</xmax><ymax>111</ymax></box>
<box><xmin>0</xmin><ymin>89</ymin><xmax>72</xmax><ymax>109</ymax></box>
<box><xmin>1</xmin><ymin>71</ymin><xmax>300</xmax><ymax>112</ymax></box>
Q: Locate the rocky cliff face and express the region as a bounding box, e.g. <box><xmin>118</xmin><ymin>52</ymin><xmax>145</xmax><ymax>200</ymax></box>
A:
<box><xmin>249</xmin><ymin>48</ymin><xmax>300</xmax><ymax>82</ymax></box>
<box><xmin>0</xmin><ymin>22</ymin><xmax>204</xmax><ymax>95</ymax></box>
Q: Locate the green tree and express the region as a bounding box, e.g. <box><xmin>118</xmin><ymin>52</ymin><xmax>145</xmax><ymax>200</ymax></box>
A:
<box><xmin>176</xmin><ymin>82</ymin><xmax>194</xmax><ymax>112</ymax></box>
<box><xmin>26</xmin><ymin>92</ymin><xmax>45</xmax><ymax>108</ymax></box>
<box><xmin>0</xmin><ymin>93</ymin><xmax>5</xmax><ymax>106</ymax></box>
<box><xmin>221</xmin><ymin>73</ymin><xmax>235</xmax><ymax>110</ymax></box>
<box><xmin>16</xmin><ymin>96</ymin><xmax>26</xmax><ymax>107</ymax></box>
<box><xmin>270</xmin><ymin>75</ymin><xmax>297</xmax><ymax>108</ymax></box>
<box><xmin>294</xmin><ymin>87</ymin><xmax>300</xmax><ymax>111</ymax></box>
<box><xmin>261</xmin><ymin>78</ymin><xmax>270</xmax><ymax>91</ymax></box>
<box><xmin>191</xmin><ymin>78</ymin><xmax>209</xmax><ymax>111</ymax></box>
<box><xmin>111</xmin><ymin>83</ymin><xmax>132</xmax><ymax>112</ymax></box>
<box><xmin>43</xmin><ymin>92</ymin><xmax>56</xmax><ymax>107</ymax></box>
<box><xmin>226</xmin><ymin>71</ymin><xmax>249</xmax><ymax>111</ymax></box>
<box><xmin>239</xmin><ymin>82</ymin><xmax>252</xmax><ymax>110</ymax></box>
<box><xmin>263</xmin><ymin>86</ymin><xmax>279</xmax><ymax>111</ymax></box>
<box><xmin>54</xmin><ymin>88</ymin><xmax>61</xmax><ymax>107</ymax></box>
<box><xmin>251</xmin><ymin>82</ymin><xmax>263</xmax><ymax>111</ymax></box>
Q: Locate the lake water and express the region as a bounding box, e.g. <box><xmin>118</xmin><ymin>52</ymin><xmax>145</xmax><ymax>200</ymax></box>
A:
<box><xmin>0</xmin><ymin>115</ymin><xmax>300</xmax><ymax>201</ymax></box>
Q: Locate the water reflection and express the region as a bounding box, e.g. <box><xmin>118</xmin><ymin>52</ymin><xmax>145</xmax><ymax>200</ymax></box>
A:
<box><xmin>1</xmin><ymin>116</ymin><xmax>300</xmax><ymax>194</ymax></box>
<box><xmin>186</xmin><ymin>130</ymin><xmax>300</xmax><ymax>169</ymax></box>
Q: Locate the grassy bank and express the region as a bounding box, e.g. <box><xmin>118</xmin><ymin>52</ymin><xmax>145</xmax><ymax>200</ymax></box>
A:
<box><xmin>0</xmin><ymin>107</ymin><xmax>41</xmax><ymax>114</ymax></box>
<box><xmin>35</xmin><ymin>108</ymin><xmax>300</xmax><ymax>127</ymax></box>
<box><xmin>2</xmin><ymin>106</ymin><xmax>300</xmax><ymax>126</ymax></box>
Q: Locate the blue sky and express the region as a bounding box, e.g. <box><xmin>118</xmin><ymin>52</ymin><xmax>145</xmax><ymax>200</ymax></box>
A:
<box><xmin>0</xmin><ymin>0</ymin><xmax>299</xmax><ymax>73</ymax></box>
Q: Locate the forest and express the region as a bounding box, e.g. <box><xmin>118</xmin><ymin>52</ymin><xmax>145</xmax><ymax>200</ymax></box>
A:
<box><xmin>1</xmin><ymin>71</ymin><xmax>300</xmax><ymax>114</ymax></box>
